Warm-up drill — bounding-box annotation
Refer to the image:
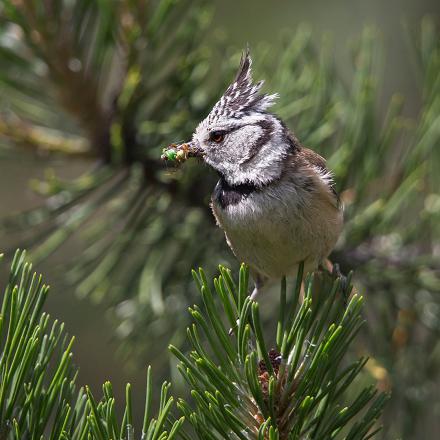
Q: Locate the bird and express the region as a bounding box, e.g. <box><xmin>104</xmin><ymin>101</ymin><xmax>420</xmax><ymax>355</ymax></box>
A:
<box><xmin>163</xmin><ymin>49</ymin><xmax>343</xmax><ymax>299</ymax></box>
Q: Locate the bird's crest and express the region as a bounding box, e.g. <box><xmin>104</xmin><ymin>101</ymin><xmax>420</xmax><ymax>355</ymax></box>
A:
<box><xmin>208</xmin><ymin>48</ymin><xmax>278</xmax><ymax>124</ymax></box>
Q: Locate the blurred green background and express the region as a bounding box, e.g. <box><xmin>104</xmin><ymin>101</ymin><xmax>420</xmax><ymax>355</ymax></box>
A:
<box><xmin>0</xmin><ymin>0</ymin><xmax>439</xmax><ymax>438</ymax></box>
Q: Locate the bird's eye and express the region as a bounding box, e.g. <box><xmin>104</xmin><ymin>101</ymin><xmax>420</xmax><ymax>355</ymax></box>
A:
<box><xmin>209</xmin><ymin>131</ymin><xmax>225</xmax><ymax>143</ymax></box>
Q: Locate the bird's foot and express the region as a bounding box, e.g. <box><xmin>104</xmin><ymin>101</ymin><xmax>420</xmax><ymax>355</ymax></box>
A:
<box><xmin>319</xmin><ymin>260</ymin><xmax>352</xmax><ymax>307</ymax></box>
<box><xmin>249</xmin><ymin>286</ymin><xmax>259</xmax><ymax>301</ymax></box>
<box><xmin>331</xmin><ymin>263</ymin><xmax>351</xmax><ymax>307</ymax></box>
<box><xmin>229</xmin><ymin>286</ymin><xmax>259</xmax><ymax>335</ymax></box>
<box><xmin>228</xmin><ymin>318</ymin><xmax>239</xmax><ymax>336</ymax></box>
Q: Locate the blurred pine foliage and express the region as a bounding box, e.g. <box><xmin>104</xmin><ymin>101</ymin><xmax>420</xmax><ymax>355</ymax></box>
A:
<box><xmin>0</xmin><ymin>250</ymin><xmax>184</xmax><ymax>439</ymax></box>
<box><xmin>0</xmin><ymin>250</ymin><xmax>386</xmax><ymax>439</ymax></box>
<box><xmin>0</xmin><ymin>1</ymin><xmax>439</xmax><ymax>438</ymax></box>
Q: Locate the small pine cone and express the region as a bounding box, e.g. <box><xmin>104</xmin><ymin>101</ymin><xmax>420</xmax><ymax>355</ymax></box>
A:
<box><xmin>258</xmin><ymin>349</ymin><xmax>282</xmax><ymax>376</ymax></box>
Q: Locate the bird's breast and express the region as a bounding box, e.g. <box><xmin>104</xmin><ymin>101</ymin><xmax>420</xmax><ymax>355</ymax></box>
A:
<box><xmin>211</xmin><ymin>176</ymin><xmax>343</xmax><ymax>279</ymax></box>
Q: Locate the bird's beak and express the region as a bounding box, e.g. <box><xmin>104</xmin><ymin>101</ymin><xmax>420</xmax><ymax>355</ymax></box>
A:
<box><xmin>161</xmin><ymin>141</ymin><xmax>203</xmax><ymax>163</ymax></box>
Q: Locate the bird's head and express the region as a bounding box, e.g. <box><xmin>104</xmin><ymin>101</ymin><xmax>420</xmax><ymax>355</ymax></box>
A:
<box><xmin>169</xmin><ymin>49</ymin><xmax>297</xmax><ymax>187</ymax></box>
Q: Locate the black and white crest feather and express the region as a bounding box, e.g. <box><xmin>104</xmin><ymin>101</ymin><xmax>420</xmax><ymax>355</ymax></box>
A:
<box><xmin>208</xmin><ymin>49</ymin><xmax>278</xmax><ymax>124</ymax></box>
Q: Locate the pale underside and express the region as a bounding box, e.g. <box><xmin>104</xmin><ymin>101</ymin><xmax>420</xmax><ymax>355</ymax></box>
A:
<box><xmin>212</xmin><ymin>164</ymin><xmax>343</xmax><ymax>281</ymax></box>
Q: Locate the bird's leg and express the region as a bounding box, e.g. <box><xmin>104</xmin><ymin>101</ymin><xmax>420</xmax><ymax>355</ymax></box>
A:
<box><xmin>250</xmin><ymin>275</ymin><xmax>266</xmax><ymax>301</ymax></box>
<box><xmin>229</xmin><ymin>274</ymin><xmax>265</xmax><ymax>335</ymax></box>
<box><xmin>250</xmin><ymin>285</ymin><xmax>260</xmax><ymax>301</ymax></box>
<box><xmin>332</xmin><ymin>262</ymin><xmax>351</xmax><ymax>307</ymax></box>
<box><xmin>320</xmin><ymin>258</ymin><xmax>351</xmax><ymax>307</ymax></box>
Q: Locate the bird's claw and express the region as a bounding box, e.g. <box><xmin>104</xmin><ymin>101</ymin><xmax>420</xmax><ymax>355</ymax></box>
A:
<box><xmin>228</xmin><ymin>318</ymin><xmax>240</xmax><ymax>336</ymax></box>
<box><xmin>331</xmin><ymin>263</ymin><xmax>350</xmax><ymax>307</ymax></box>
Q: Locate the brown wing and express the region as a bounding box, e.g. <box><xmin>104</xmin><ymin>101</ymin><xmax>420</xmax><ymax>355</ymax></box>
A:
<box><xmin>300</xmin><ymin>147</ymin><xmax>328</xmax><ymax>172</ymax></box>
<box><xmin>299</xmin><ymin>147</ymin><xmax>340</xmax><ymax>205</ymax></box>
<box><xmin>284</xmin><ymin>127</ymin><xmax>328</xmax><ymax>171</ymax></box>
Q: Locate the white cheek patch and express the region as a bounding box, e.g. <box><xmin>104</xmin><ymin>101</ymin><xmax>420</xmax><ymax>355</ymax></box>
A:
<box><xmin>191</xmin><ymin>111</ymin><xmax>290</xmax><ymax>188</ymax></box>
<box><xmin>229</xmin><ymin>125</ymin><xmax>264</xmax><ymax>163</ymax></box>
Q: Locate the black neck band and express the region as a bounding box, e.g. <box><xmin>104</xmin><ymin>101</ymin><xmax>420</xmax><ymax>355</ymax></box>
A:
<box><xmin>213</xmin><ymin>177</ymin><xmax>259</xmax><ymax>209</ymax></box>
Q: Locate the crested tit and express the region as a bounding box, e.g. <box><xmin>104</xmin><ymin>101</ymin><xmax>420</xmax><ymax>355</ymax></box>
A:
<box><xmin>164</xmin><ymin>50</ymin><xmax>343</xmax><ymax>299</ymax></box>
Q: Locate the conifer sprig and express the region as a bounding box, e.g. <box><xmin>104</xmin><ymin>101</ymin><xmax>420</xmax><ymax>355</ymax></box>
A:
<box><xmin>0</xmin><ymin>250</ymin><xmax>182</xmax><ymax>439</ymax></box>
<box><xmin>171</xmin><ymin>264</ymin><xmax>387</xmax><ymax>439</ymax></box>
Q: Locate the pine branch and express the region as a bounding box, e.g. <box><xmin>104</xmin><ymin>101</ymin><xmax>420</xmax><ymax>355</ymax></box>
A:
<box><xmin>0</xmin><ymin>114</ymin><xmax>90</xmax><ymax>157</ymax></box>
<box><xmin>171</xmin><ymin>264</ymin><xmax>388</xmax><ymax>439</ymax></box>
<box><xmin>0</xmin><ymin>250</ymin><xmax>183</xmax><ymax>439</ymax></box>
<box><xmin>0</xmin><ymin>6</ymin><xmax>438</xmax><ymax>436</ymax></box>
<box><xmin>0</xmin><ymin>250</ymin><xmax>388</xmax><ymax>438</ymax></box>
<box><xmin>0</xmin><ymin>250</ymin><xmax>77</xmax><ymax>439</ymax></box>
<box><xmin>2</xmin><ymin>0</ymin><xmax>118</xmax><ymax>161</ymax></box>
